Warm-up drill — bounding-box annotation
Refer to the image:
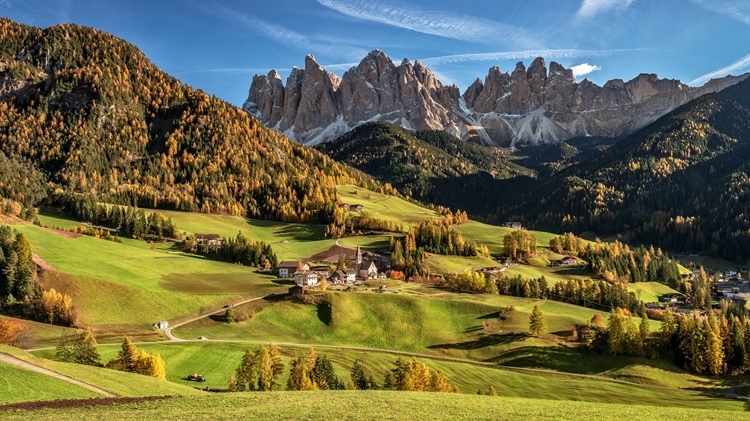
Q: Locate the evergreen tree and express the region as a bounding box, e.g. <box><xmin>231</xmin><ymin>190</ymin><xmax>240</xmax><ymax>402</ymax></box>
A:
<box><xmin>730</xmin><ymin>317</ymin><xmax>746</xmax><ymax>369</ymax></box>
<box><xmin>235</xmin><ymin>348</ymin><xmax>257</xmax><ymax>392</ymax></box>
<box><xmin>311</xmin><ymin>354</ymin><xmax>341</xmax><ymax>390</ymax></box>
<box><xmin>529</xmin><ymin>304</ymin><xmax>547</xmax><ymax>335</ymax></box>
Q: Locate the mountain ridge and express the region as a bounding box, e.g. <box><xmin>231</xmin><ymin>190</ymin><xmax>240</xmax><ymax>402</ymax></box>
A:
<box><xmin>245</xmin><ymin>50</ymin><xmax>749</xmax><ymax>146</ymax></box>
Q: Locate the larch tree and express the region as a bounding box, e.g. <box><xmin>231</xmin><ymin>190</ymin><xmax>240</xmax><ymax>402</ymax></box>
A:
<box><xmin>428</xmin><ymin>369</ymin><xmax>452</xmax><ymax>393</ymax></box>
<box><xmin>529</xmin><ymin>304</ymin><xmax>547</xmax><ymax>335</ymax></box>
<box><xmin>234</xmin><ymin>348</ymin><xmax>257</xmax><ymax>392</ymax></box>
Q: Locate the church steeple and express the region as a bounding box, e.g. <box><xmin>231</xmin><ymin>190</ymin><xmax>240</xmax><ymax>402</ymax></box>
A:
<box><xmin>356</xmin><ymin>245</ymin><xmax>362</xmax><ymax>272</ymax></box>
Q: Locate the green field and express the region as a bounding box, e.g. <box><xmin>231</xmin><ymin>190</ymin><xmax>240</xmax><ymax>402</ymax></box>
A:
<box><xmin>337</xmin><ymin>184</ymin><xmax>444</xmax><ymax>228</ymax></box>
<box><xmin>0</xmin><ymin>361</ymin><xmax>98</xmax><ymax>403</ymax></box>
<box><xmin>13</xmin><ymin>222</ymin><xmax>284</xmax><ymax>327</ymax></box>
<box><xmin>1</xmin><ymin>389</ymin><xmax>742</xmax><ymax>421</ymax></box>
<box><xmin>1</xmin><ymin>345</ymin><xmax>201</xmax><ymax>398</ymax></box>
<box><xmin>0</xmin><ymin>315</ymin><xmax>80</xmax><ymax>348</ymax></box>
<box><xmin>38</xmin><ymin>209</ymin><xmax>335</xmax><ymax>262</ymax></box>
<box><xmin>455</xmin><ymin>221</ymin><xmax>559</xmax><ymax>256</ymax></box>
<box><xmin>628</xmin><ymin>282</ymin><xmax>681</xmax><ymax>304</ymax></box>
<box><xmin>423</xmin><ymin>254</ymin><xmax>501</xmax><ymax>275</ymax></box>
<box><xmin>84</xmin><ymin>341</ymin><xmax>737</xmax><ymax>410</ymax></box>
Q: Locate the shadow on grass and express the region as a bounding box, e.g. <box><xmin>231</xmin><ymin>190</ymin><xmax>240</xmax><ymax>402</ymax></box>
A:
<box><xmin>428</xmin><ymin>333</ymin><xmax>529</xmax><ymax>351</ymax></box>
<box><xmin>317</xmin><ymin>302</ymin><xmax>332</xmax><ymax>325</ymax></box>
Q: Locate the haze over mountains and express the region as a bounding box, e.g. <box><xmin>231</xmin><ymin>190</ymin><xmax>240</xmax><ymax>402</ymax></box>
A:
<box><xmin>244</xmin><ymin>50</ymin><xmax>749</xmax><ymax>146</ymax></box>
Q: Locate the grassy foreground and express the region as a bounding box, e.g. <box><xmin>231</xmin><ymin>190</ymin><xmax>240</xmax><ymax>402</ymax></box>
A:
<box><xmin>0</xmin><ymin>361</ymin><xmax>98</xmax><ymax>404</ymax></box>
<box><xmin>0</xmin><ymin>391</ymin><xmax>743</xmax><ymax>420</ymax></box>
<box><xmin>0</xmin><ymin>345</ymin><xmax>201</xmax><ymax>399</ymax></box>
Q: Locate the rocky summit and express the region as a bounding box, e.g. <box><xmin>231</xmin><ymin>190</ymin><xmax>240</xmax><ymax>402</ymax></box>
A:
<box><xmin>244</xmin><ymin>50</ymin><xmax>748</xmax><ymax>146</ymax></box>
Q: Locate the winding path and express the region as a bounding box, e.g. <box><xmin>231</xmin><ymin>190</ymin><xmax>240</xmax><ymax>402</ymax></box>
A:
<box><xmin>0</xmin><ymin>353</ymin><xmax>115</xmax><ymax>397</ymax></box>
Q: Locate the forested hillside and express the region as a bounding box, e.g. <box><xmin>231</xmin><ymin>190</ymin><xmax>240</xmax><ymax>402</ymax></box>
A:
<box><xmin>316</xmin><ymin>122</ymin><xmax>534</xmax><ymax>207</ymax></box>
<box><xmin>0</xmin><ymin>19</ymin><xmax>381</xmax><ymax>222</ymax></box>
<box><xmin>500</xmin><ymin>78</ymin><xmax>750</xmax><ymax>262</ymax></box>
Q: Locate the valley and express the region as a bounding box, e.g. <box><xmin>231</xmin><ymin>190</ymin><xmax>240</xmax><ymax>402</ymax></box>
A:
<box><xmin>0</xmin><ymin>15</ymin><xmax>749</xmax><ymax>421</ymax></box>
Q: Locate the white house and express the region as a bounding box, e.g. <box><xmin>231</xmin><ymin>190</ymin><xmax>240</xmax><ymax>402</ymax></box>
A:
<box><xmin>154</xmin><ymin>321</ymin><xmax>169</xmax><ymax>329</ymax></box>
<box><xmin>278</xmin><ymin>261</ymin><xmax>309</xmax><ymax>278</ymax></box>
<box><xmin>294</xmin><ymin>270</ymin><xmax>319</xmax><ymax>286</ymax></box>
<box><xmin>332</xmin><ymin>269</ymin><xmax>356</xmax><ymax>284</ymax></box>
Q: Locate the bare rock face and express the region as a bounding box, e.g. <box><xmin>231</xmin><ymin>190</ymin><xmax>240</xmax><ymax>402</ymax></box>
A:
<box><xmin>243</xmin><ymin>50</ymin><xmax>750</xmax><ymax>146</ymax></box>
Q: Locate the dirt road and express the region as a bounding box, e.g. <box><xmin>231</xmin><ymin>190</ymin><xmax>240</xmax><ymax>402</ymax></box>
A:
<box><xmin>0</xmin><ymin>353</ymin><xmax>115</xmax><ymax>397</ymax></box>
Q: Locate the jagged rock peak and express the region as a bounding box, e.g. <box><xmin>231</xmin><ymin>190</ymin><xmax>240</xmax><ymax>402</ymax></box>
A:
<box><xmin>243</xmin><ymin>51</ymin><xmax>750</xmax><ymax>146</ymax></box>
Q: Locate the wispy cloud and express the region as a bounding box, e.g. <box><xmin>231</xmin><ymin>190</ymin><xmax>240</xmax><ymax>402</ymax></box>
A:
<box><xmin>691</xmin><ymin>0</ymin><xmax>750</xmax><ymax>25</ymax></box>
<box><xmin>417</xmin><ymin>49</ymin><xmax>641</xmax><ymax>67</ymax></box>
<box><xmin>690</xmin><ymin>54</ymin><xmax>750</xmax><ymax>85</ymax></box>
<box><xmin>577</xmin><ymin>0</ymin><xmax>634</xmax><ymax>18</ymax></box>
<box><xmin>570</xmin><ymin>63</ymin><xmax>602</xmax><ymax>77</ymax></box>
<box><xmin>316</xmin><ymin>0</ymin><xmax>539</xmax><ymax>48</ymax></box>
<box><xmin>200</xmin><ymin>2</ymin><xmax>367</xmax><ymax>60</ymax></box>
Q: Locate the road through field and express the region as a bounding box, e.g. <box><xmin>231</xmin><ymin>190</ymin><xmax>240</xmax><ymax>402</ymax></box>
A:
<box><xmin>0</xmin><ymin>353</ymin><xmax>115</xmax><ymax>397</ymax></box>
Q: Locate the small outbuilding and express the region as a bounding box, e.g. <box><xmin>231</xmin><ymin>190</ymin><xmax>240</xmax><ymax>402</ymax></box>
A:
<box><xmin>154</xmin><ymin>321</ymin><xmax>169</xmax><ymax>329</ymax></box>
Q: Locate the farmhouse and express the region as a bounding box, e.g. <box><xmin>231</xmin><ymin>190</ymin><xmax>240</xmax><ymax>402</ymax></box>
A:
<box><xmin>350</xmin><ymin>204</ymin><xmax>364</xmax><ymax>212</ymax></box>
<box><xmin>504</xmin><ymin>222</ymin><xmax>523</xmax><ymax>230</ymax></box>
<box><xmin>645</xmin><ymin>302</ymin><xmax>661</xmax><ymax>310</ymax></box>
<box><xmin>331</xmin><ymin>269</ymin><xmax>356</xmax><ymax>284</ymax></box>
<box><xmin>310</xmin><ymin>265</ymin><xmax>332</xmax><ymax>279</ymax></box>
<box><xmin>195</xmin><ymin>233</ymin><xmax>223</xmax><ymax>247</ymax></box>
<box><xmin>339</xmin><ymin>203</ymin><xmax>351</xmax><ymax>211</ymax></box>
<box><xmin>278</xmin><ymin>261</ymin><xmax>309</xmax><ymax>278</ymax></box>
<box><xmin>294</xmin><ymin>270</ymin><xmax>319</xmax><ymax>286</ymax></box>
<box><xmin>560</xmin><ymin>256</ymin><xmax>578</xmax><ymax>265</ymax></box>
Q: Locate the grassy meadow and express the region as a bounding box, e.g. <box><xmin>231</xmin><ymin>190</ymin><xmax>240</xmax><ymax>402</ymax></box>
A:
<box><xmin>0</xmin><ymin>345</ymin><xmax>201</xmax><ymax>398</ymax></box>
<box><xmin>0</xmin><ymin>361</ymin><xmax>98</xmax><ymax>403</ymax></box>
<box><xmin>337</xmin><ymin>184</ymin><xmax>444</xmax><ymax>228</ymax></box>
<box><xmin>12</xmin><ymin>221</ymin><xmax>284</xmax><ymax>327</ymax></box>
<box><xmin>628</xmin><ymin>282</ymin><xmax>681</xmax><ymax>304</ymax></box>
<box><xmin>0</xmin><ymin>390</ymin><xmax>742</xmax><ymax>421</ymax></box>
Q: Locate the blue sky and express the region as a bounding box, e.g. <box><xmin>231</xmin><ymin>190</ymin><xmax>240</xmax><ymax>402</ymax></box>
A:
<box><xmin>2</xmin><ymin>0</ymin><xmax>749</xmax><ymax>107</ymax></box>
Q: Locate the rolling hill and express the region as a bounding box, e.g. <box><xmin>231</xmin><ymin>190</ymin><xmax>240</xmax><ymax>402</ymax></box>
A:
<box><xmin>316</xmin><ymin>122</ymin><xmax>535</xmax><ymax>213</ymax></box>
<box><xmin>0</xmin><ymin>18</ymin><xmax>380</xmax><ymax>223</ymax></box>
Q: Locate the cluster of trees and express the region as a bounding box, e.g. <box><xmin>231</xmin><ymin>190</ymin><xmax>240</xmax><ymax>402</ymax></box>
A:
<box><xmin>286</xmin><ymin>349</ymin><xmax>343</xmax><ymax>391</ymax></box>
<box><xmin>499</xmin><ymin>80</ymin><xmax>750</xmax><ymax>262</ymax></box>
<box><xmin>442</xmin><ymin>271</ymin><xmax>498</xmax><ymax>294</ymax></box>
<box><xmin>37</xmin><ymin>288</ymin><xmax>78</xmax><ymax>326</ymax></box>
<box><xmin>496</xmin><ymin>275</ymin><xmax>548</xmax><ymax>299</ymax></box>
<box><xmin>503</xmin><ymin>230</ymin><xmax>538</xmax><ymax>260</ymax></box>
<box><xmin>665</xmin><ymin>309</ymin><xmax>750</xmax><ymax>376</ymax></box>
<box><xmin>67</xmin><ymin>225</ymin><xmax>121</xmax><ymax>243</ymax></box>
<box><xmin>105</xmin><ymin>336</ymin><xmax>166</xmax><ymax>379</ymax></box>
<box><xmin>62</xmin><ymin>196</ymin><xmax>179</xmax><ymax>240</ymax></box>
<box><xmin>183</xmin><ymin>231</ymin><xmax>277</xmax><ymax>269</ymax></box>
<box><xmin>324</xmin><ymin>211</ymin><xmax>403</xmax><ymax>239</ymax></box>
<box><xmin>0</xmin><ymin>226</ymin><xmax>36</xmax><ymax>308</ymax></box>
<box><xmin>0</xmin><ymin>19</ymin><xmax>381</xmax><ymax>225</ymax></box>
<box><xmin>551</xmin><ymin>279</ymin><xmax>640</xmax><ymax>313</ymax></box>
<box><xmin>231</xmin><ymin>343</ymin><xmax>285</xmax><ymax>391</ymax></box>
<box><xmin>230</xmin><ymin>344</ymin><xmax>456</xmax><ymax>393</ymax></box>
<box><xmin>0</xmin><ymin>318</ymin><xmax>32</xmax><ymax>347</ymax></box>
<box><xmin>607</xmin><ymin>308</ymin><xmax>650</xmax><ymax>356</ymax></box>
<box><xmin>55</xmin><ymin>328</ymin><xmax>101</xmax><ymax>366</ymax></box>
<box><xmin>548</xmin><ymin>232</ymin><xmax>587</xmax><ymax>256</ymax></box>
<box><xmin>584</xmin><ymin>240</ymin><xmax>682</xmax><ymax>288</ymax></box>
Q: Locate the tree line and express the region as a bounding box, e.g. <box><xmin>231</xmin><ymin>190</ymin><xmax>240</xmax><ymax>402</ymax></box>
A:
<box><xmin>56</xmin><ymin>333</ymin><xmax>166</xmax><ymax>380</ymax></box>
<box><xmin>183</xmin><ymin>231</ymin><xmax>278</xmax><ymax>269</ymax></box>
<box><xmin>230</xmin><ymin>344</ymin><xmax>457</xmax><ymax>393</ymax></box>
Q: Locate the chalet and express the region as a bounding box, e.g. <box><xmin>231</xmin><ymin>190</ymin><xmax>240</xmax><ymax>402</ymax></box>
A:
<box><xmin>350</xmin><ymin>204</ymin><xmax>365</xmax><ymax>212</ymax></box>
<box><xmin>195</xmin><ymin>233</ymin><xmax>223</xmax><ymax>247</ymax></box>
<box><xmin>724</xmin><ymin>268</ymin><xmax>739</xmax><ymax>278</ymax></box>
<box><xmin>504</xmin><ymin>222</ymin><xmax>523</xmax><ymax>230</ymax></box>
<box><xmin>154</xmin><ymin>321</ymin><xmax>169</xmax><ymax>330</ymax></box>
<box><xmin>294</xmin><ymin>270</ymin><xmax>319</xmax><ymax>287</ymax></box>
<box><xmin>645</xmin><ymin>302</ymin><xmax>661</xmax><ymax>310</ymax></box>
<box><xmin>339</xmin><ymin>203</ymin><xmax>351</xmax><ymax>211</ymax></box>
<box><xmin>496</xmin><ymin>257</ymin><xmax>510</xmax><ymax>265</ymax></box>
<box><xmin>278</xmin><ymin>261</ymin><xmax>309</xmax><ymax>278</ymax></box>
<box><xmin>660</xmin><ymin>294</ymin><xmax>679</xmax><ymax>303</ymax></box>
<box><xmin>478</xmin><ymin>267</ymin><xmax>504</xmax><ymax>275</ymax></box>
<box><xmin>289</xmin><ymin>285</ymin><xmax>306</xmax><ymax>298</ymax></box>
<box><xmin>310</xmin><ymin>265</ymin><xmax>332</xmax><ymax>279</ymax></box>
<box><xmin>331</xmin><ymin>269</ymin><xmax>356</xmax><ymax>284</ymax></box>
<box><xmin>377</xmin><ymin>272</ymin><xmax>388</xmax><ymax>280</ymax></box>
<box><xmin>560</xmin><ymin>256</ymin><xmax>578</xmax><ymax>265</ymax></box>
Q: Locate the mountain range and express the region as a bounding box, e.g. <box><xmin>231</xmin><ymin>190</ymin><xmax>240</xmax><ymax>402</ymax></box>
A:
<box><xmin>244</xmin><ymin>50</ymin><xmax>748</xmax><ymax>146</ymax></box>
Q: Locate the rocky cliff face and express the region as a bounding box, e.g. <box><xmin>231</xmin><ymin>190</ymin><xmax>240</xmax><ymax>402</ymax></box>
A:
<box><xmin>244</xmin><ymin>50</ymin><xmax>748</xmax><ymax>146</ymax></box>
